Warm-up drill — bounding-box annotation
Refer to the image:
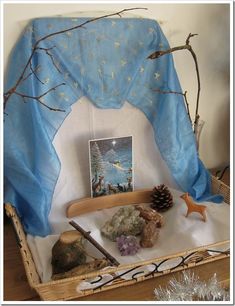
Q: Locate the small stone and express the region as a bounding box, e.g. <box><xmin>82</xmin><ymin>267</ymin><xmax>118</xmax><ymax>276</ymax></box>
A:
<box><xmin>136</xmin><ymin>205</ymin><xmax>164</xmax><ymax>228</ymax></box>
<box><xmin>140</xmin><ymin>221</ymin><xmax>160</xmax><ymax>248</ymax></box>
<box><xmin>101</xmin><ymin>206</ymin><xmax>145</xmax><ymax>241</ymax></box>
<box><xmin>116</xmin><ymin>235</ymin><xmax>140</xmax><ymax>256</ymax></box>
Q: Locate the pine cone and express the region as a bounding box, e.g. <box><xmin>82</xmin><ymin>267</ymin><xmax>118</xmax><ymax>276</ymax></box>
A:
<box><xmin>151</xmin><ymin>184</ymin><xmax>173</xmax><ymax>212</ymax></box>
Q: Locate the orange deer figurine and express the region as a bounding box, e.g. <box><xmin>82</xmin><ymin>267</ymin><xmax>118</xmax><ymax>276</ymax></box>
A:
<box><xmin>180</xmin><ymin>193</ymin><xmax>207</xmax><ymax>222</ymax></box>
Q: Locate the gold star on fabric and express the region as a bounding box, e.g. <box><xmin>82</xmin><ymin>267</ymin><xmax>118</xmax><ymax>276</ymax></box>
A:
<box><xmin>64</xmin><ymin>73</ymin><xmax>69</xmax><ymax>79</ymax></box>
<box><xmin>148</xmin><ymin>27</ymin><xmax>154</xmax><ymax>34</ymax></box>
<box><xmin>147</xmin><ymin>98</ymin><xmax>153</xmax><ymax>105</ymax></box>
<box><xmin>66</xmin><ymin>31</ymin><xmax>72</xmax><ymax>37</ymax></box>
<box><xmin>131</xmin><ymin>48</ymin><xmax>138</xmax><ymax>55</ymax></box>
<box><xmin>154</xmin><ymin>72</ymin><xmax>161</xmax><ymax>80</ymax></box>
<box><xmin>96</xmin><ymin>35</ymin><xmax>106</xmax><ymax>43</ymax></box>
<box><xmin>144</xmin><ymin>83</ymin><xmax>151</xmax><ymax>89</ymax></box>
<box><xmin>44</xmin><ymin>77</ymin><xmax>50</xmax><ymax>84</ymax></box>
<box><xmin>113</xmin><ymin>90</ymin><xmax>120</xmax><ymax>96</ymax></box>
<box><xmin>114</xmin><ymin>42</ymin><xmax>120</xmax><ymax>48</ymax></box>
<box><xmin>61</xmin><ymin>42</ymin><xmax>68</xmax><ymax>49</ymax></box>
<box><xmin>131</xmin><ymin>91</ymin><xmax>137</xmax><ymax>97</ymax></box>
<box><xmin>47</xmin><ymin>24</ymin><xmax>53</xmax><ymax>29</ymax></box>
<box><xmin>111</xmin><ymin>21</ymin><xmax>116</xmax><ymax>27</ymax></box>
<box><xmin>35</xmin><ymin>65</ymin><xmax>41</xmax><ymax>72</ymax></box>
<box><xmin>80</xmin><ymin>67</ymin><xmax>85</xmax><ymax>75</ymax></box>
<box><xmin>59</xmin><ymin>92</ymin><xmax>65</xmax><ymax>98</ymax></box>
<box><xmin>74</xmin><ymin>55</ymin><xmax>80</xmax><ymax>61</ymax></box>
<box><xmin>98</xmin><ymin>68</ymin><xmax>103</xmax><ymax>75</ymax></box>
<box><xmin>121</xmin><ymin>59</ymin><xmax>127</xmax><ymax>67</ymax></box>
<box><xmin>140</xmin><ymin>67</ymin><xmax>145</xmax><ymax>73</ymax></box>
<box><xmin>127</xmin><ymin>76</ymin><xmax>132</xmax><ymax>82</ymax></box>
<box><xmin>89</xmin><ymin>29</ymin><xmax>97</xmax><ymax>34</ymax></box>
<box><xmin>102</xmin><ymin>84</ymin><xmax>108</xmax><ymax>92</ymax></box>
<box><xmin>26</xmin><ymin>26</ymin><xmax>33</xmax><ymax>33</ymax></box>
<box><xmin>111</xmin><ymin>72</ymin><xmax>115</xmax><ymax>79</ymax></box>
<box><xmin>89</xmin><ymin>52</ymin><xmax>94</xmax><ymax>60</ymax></box>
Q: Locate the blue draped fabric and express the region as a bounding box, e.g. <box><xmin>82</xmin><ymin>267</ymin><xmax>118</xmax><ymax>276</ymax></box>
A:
<box><xmin>4</xmin><ymin>17</ymin><xmax>223</xmax><ymax>236</ymax></box>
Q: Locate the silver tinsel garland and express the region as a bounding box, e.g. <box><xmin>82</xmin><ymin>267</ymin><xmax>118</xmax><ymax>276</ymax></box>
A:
<box><xmin>154</xmin><ymin>270</ymin><xmax>229</xmax><ymax>301</ymax></box>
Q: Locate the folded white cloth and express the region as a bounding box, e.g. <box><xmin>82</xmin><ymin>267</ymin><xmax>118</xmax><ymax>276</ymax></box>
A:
<box><xmin>27</xmin><ymin>188</ymin><xmax>229</xmax><ymax>283</ymax></box>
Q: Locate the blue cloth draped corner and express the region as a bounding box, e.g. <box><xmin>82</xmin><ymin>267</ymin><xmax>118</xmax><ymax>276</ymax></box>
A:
<box><xmin>4</xmin><ymin>17</ymin><xmax>223</xmax><ymax>237</ymax></box>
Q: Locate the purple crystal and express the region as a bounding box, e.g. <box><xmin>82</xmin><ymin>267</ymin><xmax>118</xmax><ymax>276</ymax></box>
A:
<box><xmin>116</xmin><ymin>235</ymin><xmax>140</xmax><ymax>256</ymax></box>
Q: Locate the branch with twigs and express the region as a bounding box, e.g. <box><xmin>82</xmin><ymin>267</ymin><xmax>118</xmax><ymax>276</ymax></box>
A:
<box><xmin>148</xmin><ymin>33</ymin><xmax>200</xmax><ymax>133</ymax></box>
<box><xmin>14</xmin><ymin>83</ymin><xmax>66</xmax><ymax>112</ymax></box>
<box><xmin>4</xmin><ymin>7</ymin><xmax>147</xmax><ymax>112</ymax></box>
<box><xmin>69</xmin><ymin>220</ymin><xmax>120</xmax><ymax>266</ymax></box>
<box><xmin>152</xmin><ymin>89</ymin><xmax>192</xmax><ymax>124</ymax></box>
<box><xmin>29</xmin><ymin>62</ymin><xmax>44</xmax><ymax>84</ymax></box>
<box><xmin>35</xmin><ymin>46</ymin><xmax>62</xmax><ymax>74</ymax></box>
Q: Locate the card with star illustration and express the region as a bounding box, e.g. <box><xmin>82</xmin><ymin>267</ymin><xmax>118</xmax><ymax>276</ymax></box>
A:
<box><xmin>89</xmin><ymin>136</ymin><xmax>133</xmax><ymax>197</ymax></box>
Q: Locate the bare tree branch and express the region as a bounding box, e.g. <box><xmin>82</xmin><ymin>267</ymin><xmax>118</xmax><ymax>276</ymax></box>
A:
<box><xmin>186</xmin><ymin>33</ymin><xmax>198</xmax><ymax>45</ymax></box>
<box><xmin>69</xmin><ymin>220</ymin><xmax>120</xmax><ymax>266</ymax></box>
<box><xmin>21</xmin><ymin>71</ymin><xmax>33</xmax><ymax>83</ymax></box>
<box><xmin>14</xmin><ymin>83</ymin><xmax>66</xmax><ymax>112</ymax></box>
<box><xmin>4</xmin><ymin>7</ymin><xmax>147</xmax><ymax>111</ymax></box>
<box><xmin>152</xmin><ymin>88</ymin><xmax>192</xmax><ymax>124</ymax></box>
<box><xmin>148</xmin><ymin>33</ymin><xmax>200</xmax><ymax>132</ymax></box>
<box><xmin>35</xmin><ymin>46</ymin><xmax>62</xmax><ymax>74</ymax></box>
<box><xmin>29</xmin><ymin>61</ymin><xmax>45</xmax><ymax>84</ymax></box>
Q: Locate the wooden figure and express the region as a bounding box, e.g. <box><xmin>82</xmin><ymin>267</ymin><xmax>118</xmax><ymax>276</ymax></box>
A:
<box><xmin>180</xmin><ymin>193</ymin><xmax>207</xmax><ymax>222</ymax></box>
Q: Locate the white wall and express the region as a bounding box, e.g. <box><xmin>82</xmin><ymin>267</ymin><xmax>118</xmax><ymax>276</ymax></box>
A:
<box><xmin>3</xmin><ymin>2</ymin><xmax>230</xmax><ymax>169</ymax></box>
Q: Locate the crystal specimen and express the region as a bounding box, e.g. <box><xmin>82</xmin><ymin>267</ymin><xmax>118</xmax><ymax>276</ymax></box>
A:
<box><xmin>116</xmin><ymin>235</ymin><xmax>140</xmax><ymax>256</ymax></box>
<box><xmin>136</xmin><ymin>205</ymin><xmax>164</xmax><ymax>227</ymax></box>
<box><xmin>101</xmin><ymin>206</ymin><xmax>145</xmax><ymax>241</ymax></box>
<box><xmin>140</xmin><ymin>221</ymin><xmax>160</xmax><ymax>248</ymax></box>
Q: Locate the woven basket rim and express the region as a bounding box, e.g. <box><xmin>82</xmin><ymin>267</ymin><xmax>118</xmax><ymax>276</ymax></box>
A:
<box><xmin>4</xmin><ymin>175</ymin><xmax>230</xmax><ymax>300</ymax></box>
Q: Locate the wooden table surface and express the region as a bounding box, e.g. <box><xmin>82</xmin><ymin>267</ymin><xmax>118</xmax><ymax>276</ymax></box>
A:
<box><xmin>3</xmin><ymin>168</ymin><xmax>230</xmax><ymax>301</ymax></box>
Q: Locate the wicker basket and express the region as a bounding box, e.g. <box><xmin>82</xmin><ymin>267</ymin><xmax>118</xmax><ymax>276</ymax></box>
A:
<box><xmin>5</xmin><ymin>175</ymin><xmax>230</xmax><ymax>301</ymax></box>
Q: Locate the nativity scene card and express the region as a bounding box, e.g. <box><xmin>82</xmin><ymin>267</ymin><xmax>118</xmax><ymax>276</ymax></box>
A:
<box><xmin>89</xmin><ymin>136</ymin><xmax>133</xmax><ymax>197</ymax></box>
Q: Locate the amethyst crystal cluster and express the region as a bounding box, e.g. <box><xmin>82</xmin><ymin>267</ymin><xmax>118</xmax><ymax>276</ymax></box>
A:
<box><xmin>116</xmin><ymin>235</ymin><xmax>140</xmax><ymax>256</ymax></box>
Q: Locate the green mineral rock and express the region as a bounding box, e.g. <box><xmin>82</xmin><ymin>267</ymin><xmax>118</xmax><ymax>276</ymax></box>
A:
<box><xmin>101</xmin><ymin>206</ymin><xmax>146</xmax><ymax>241</ymax></box>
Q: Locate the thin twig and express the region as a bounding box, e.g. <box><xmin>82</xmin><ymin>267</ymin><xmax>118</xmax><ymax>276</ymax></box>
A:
<box><xmin>152</xmin><ymin>88</ymin><xmax>192</xmax><ymax>124</ymax></box>
<box><xmin>14</xmin><ymin>83</ymin><xmax>66</xmax><ymax>112</ymax></box>
<box><xmin>29</xmin><ymin>61</ymin><xmax>45</xmax><ymax>84</ymax></box>
<box><xmin>183</xmin><ymin>91</ymin><xmax>192</xmax><ymax>123</ymax></box>
<box><xmin>4</xmin><ymin>7</ymin><xmax>147</xmax><ymax>111</ymax></box>
<box><xmin>21</xmin><ymin>71</ymin><xmax>33</xmax><ymax>83</ymax></box>
<box><xmin>36</xmin><ymin>46</ymin><xmax>62</xmax><ymax>74</ymax></box>
<box><xmin>186</xmin><ymin>33</ymin><xmax>198</xmax><ymax>45</ymax></box>
<box><xmin>148</xmin><ymin>33</ymin><xmax>200</xmax><ymax>132</ymax></box>
<box><xmin>69</xmin><ymin>220</ymin><xmax>120</xmax><ymax>266</ymax></box>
